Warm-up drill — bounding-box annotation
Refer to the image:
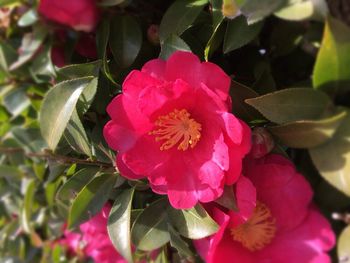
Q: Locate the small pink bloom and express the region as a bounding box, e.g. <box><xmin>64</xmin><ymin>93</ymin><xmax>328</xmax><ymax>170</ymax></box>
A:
<box><xmin>250</xmin><ymin>127</ymin><xmax>274</xmax><ymax>159</ymax></box>
<box><xmin>38</xmin><ymin>0</ymin><xmax>100</xmax><ymax>32</ymax></box>
<box><xmin>61</xmin><ymin>204</ymin><xmax>127</xmax><ymax>263</ymax></box>
<box><xmin>103</xmin><ymin>51</ymin><xmax>251</xmax><ymax>209</ymax></box>
<box><xmin>195</xmin><ymin>154</ymin><xmax>335</xmax><ymax>263</ymax></box>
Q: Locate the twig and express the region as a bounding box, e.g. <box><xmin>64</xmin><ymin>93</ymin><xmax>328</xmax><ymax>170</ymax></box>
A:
<box><xmin>0</xmin><ymin>147</ymin><xmax>114</xmax><ymax>168</ymax></box>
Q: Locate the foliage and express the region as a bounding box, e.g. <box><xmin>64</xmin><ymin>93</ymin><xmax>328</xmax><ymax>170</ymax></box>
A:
<box><xmin>0</xmin><ymin>0</ymin><xmax>350</xmax><ymax>262</ymax></box>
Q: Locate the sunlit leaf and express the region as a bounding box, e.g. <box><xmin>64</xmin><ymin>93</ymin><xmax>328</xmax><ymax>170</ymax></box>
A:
<box><xmin>108</xmin><ymin>188</ymin><xmax>135</xmax><ymax>263</ymax></box>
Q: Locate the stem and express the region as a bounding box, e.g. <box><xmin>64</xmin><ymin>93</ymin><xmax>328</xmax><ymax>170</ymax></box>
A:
<box><xmin>0</xmin><ymin>147</ymin><xmax>114</xmax><ymax>168</ymax></box>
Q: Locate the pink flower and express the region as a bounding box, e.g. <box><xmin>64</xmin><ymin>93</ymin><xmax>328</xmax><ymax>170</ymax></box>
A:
<box><xmin>61</xmin><ymin>204</ymin><xmax>127</xmax><ymax>263</ymax></box>
<box><xmin>38</xmin><ymin>0</ymin><xmax>100</xmax><ymax>32</ymax></box>
<box><xmin>195</xmin><ymin>154</ymin><xmax>335</xmax><ymax>263</ymax></box>
<box><xmin>103</xmin><ymin>51</ymin><xmax>251</xmax><ymax>208</ymax></box>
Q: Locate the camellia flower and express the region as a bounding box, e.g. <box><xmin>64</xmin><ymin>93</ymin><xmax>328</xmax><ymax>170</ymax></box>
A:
<box><xmin>194</xmin><ymin>154</ymin><xmax>335</xmax><ymax>263</ymax></box>
<box><xmin>61</xmin><ymin>204</ymin><xmax>126</xmax><ymax>263</ymax></box>
<box><xmin>38</xmin><ymin>0</ymin><xmax>100</xmax><ymax>32</ymax></box>
<box><xmin>103</xmin><ymin>51</ymin><xmax>251</xmax><ymax>208</ymax></box>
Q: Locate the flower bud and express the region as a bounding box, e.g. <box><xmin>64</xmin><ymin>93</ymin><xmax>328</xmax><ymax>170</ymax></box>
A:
<box><xmin>250</xmin><ymin>127</ymin><xmax>274</xmax><ymax>159</ymax></box>
<box><xmin>222</xmin><ymin>0</ymin><xmax>241</xmax><ymax>19</ymax></box>
<box><xmin>147</xmin><ymin>24</ymin><xmax>160</xmax><ymax>45</ymax></box>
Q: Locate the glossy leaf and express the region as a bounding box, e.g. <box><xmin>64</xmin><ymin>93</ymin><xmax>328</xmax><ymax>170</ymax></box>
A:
<box><xmin>223</xmin><ymin>15</ymin><xmax>263</xmax><ymax>53</ymax></box>
<box><xmin>56</xmin><ymin>60</ymin><xmax>101</xmax><ymax>83</ymax></box>
<box><xmin>96</xmin><ymin>19</ymin><xmax>117</xmax><ymax>85</ymax></box>
<box><xmin>241</xmin><ymin>0</ymin><xmax>288</xmax><ymax>24</ymax></box>
<box><xmin>20</xmin><ymin>179</ymin><xmax>36</xmax><ymax>233</ymax></box>
<box><xmin>338</xmin><ymin>225</ymin><xmax>350</xmax><ymax>262</ymax></box>
<box><xmin>310</xmin><ymin>110</ymin><xmax>350</xmax><ymax>196</ymax></box>
<box><xmin>167</xmin><ymin>204</ymin><xmax>218</xmax><ymax>239</ymax></box>
<box><xmin>274</xmin><ymin>0</ymin><xmax>328</xmax><ymax>21</ymax></box>
<box><xmin>168</xmin><ymin>224</ymin><xmax>194</xmax><ymax>259</ymax></box>
<box><xmin>160</xmin><ymin>35</ymin><xmax>191</xmax><ymax>60</ymax></box>
<box><xmin>159</xmin><ymin>0</ymin><xmax>209</xmax><ymax>42</ymax></box>
<box><xmin>3</xmin><ymin>86</ymin><xmax>31</xmax><ymax>117</ymax></box>
<box><xmin>245</xmin><ymin>88</ymin><xmax>331</xmax><ymax>124</ymax></box>
<box><xmin>64</xmin><ymin>110</ymin><xmax>92</xmax><ymax>157</ymax></box>
<box><xmin>214</xmin><ymin>185</ymin><xmax>238</xmax><ymax>211</ymax></box>
<box><xmin>131</xmin><ymin>198</ymin><xmax>170</xmax><ymax>251</ymax></box>
<box><xmin>40</xmin><ymin>77</ymin><xmax>95</xmax><ymax>150</ymax></box>
<box><xmin>110</xmin><ymin>16</ymin><xmax>142</xmax><ymax>68</ymax></box>
<box><xmin>108</xmin><ymin>188</ymin><xmax>135</xmax><ymax>263</ymax></box>
<box><xmin>313</xmin><ymin>16</ymin><xmax>350</xmax><ymax>94</ymax></box>
<box><xmin>68</xmin><ymin>173</ymin><xmax>117</xmax><ymax>229</ymax></box>
<box><xmin>57</xmin><ymin>167</ymin><xmax>99</xmax><ymax>201</ymax></box>
<box><xmin>269</xmin><ymin>110</ymin><xmax>347</xmax><ymax>148</ymax></box>
<box><xmin>0</xmin><ymin>41</ymin><xmax>17</xmax><ymax>72</ymax></box>
<box><xmin>98</xmin><ymin>0</ymin><xmax>125</xmax><ymax>6</ymax></box>
<box><xmin>10</xmin><ymin>25</ymin><xmax>47</xmax><ymax>70</ymax></box>
<box><xmin>18</xmin><ymin>9</ymin><xmax>38</xmax><ymax>27</ymax></box>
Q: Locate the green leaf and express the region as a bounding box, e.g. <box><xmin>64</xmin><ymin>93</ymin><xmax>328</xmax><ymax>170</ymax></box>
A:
<box><xmin>96</xmin><ymin>19</ymin><xmax>117</xmax><ymax>85</ymax></box>
<box><xmin>64</xmin><ymin>110</ymin><xmax>92</xmax><ymax>157</ymax></box>
<box><xmin>3</xmin><ymin>86</ymin><xmax>31</xmax><ymax>117</ymax></box>
<box><xmin>30</xmin><ymin>45</ymin><xmax>56</xmax><ymax>79</ymax></box>
<box><xmin>56</xmin><ymin>60</ymin><xmax>101</xmax><ymax>82</ymax></box>
<box><xmin>241</xmin><ymin>0</ymin><xmax>288</xmax><ymax>24</ymax></box>
<box><xmin>18</xmin><ymin>8</ymin><xmax>38</xmax><ymax>27</ymax></box>
<box><xmin>313</xmin><ymin>16</ymin><xmax>350</xmax><ymax>94</ymax></box>
<box><xmin>309</xmin><ymin>110</ymin><xmax>350</xmax><ymax>196</ymax></box>
<box><xmin>20</xmin><ymin>179</ymin><xmax>36</xmax><ymax>234</ymax></box>
<box><xmin>167</xmin><ymin>203</ymin><xmax>218</xmax><ymax>239</ymax></box>
<box><xmin>338</xmin><ymin>225</ymin><xmax>350</xmax><ymax>262</ymax></box>
<box><xmin>57</xmin><ymin>167</ymin><xmax>99</xmax><ymax>201</ymax></box>
<box><xmin>10</xmin><ymin>25</ymin><xmax>47</xmax><ymax>70</ymax></box>
<box><xmin>223</xmin><ymin>15</ymin><xmax>263</xmax><ymax>53</ymax></box>
<box><xmin>274</xmin><ymin>0</ymin><xmax>328</xmax><ymax>21</ymax></box>
<box><xmin>68</xmin><ymin>173</ymin><xmax>117</xmax><ymax>229</ymax></box>
<box><xmin>159</xmin><ymin>0</ymin><xmax>209</xmax><ymax>42</ymax></box>
<box><xmin>0</xmin><ymin>165</ymin><xmax>23</xmax><ymax>180</ymax></box>
<box><xmin>269</xmin><ymin>110</ymin><xmax>347</xmax><ymax>148</ymax></box>
<box><xmin>131</xmin><ymin>198</ymin><xmax>170</xmax><ymax>251</ymax></box>
<box><xmin>211</xmin><ymin>0</ymin><xmax>224</xmax><ymax>28</ymax></box>
<box><xmin>231</xmin><ymin>80</ymin><xmax>263</xmax><ymax>122</ymax></box>
<box><xmin>39</xmin><ymin>77</ymin><xmax>95</xmax><ymax>150</ymax></box>
<box><xmin>168</xmin><ymin>224</ymin><xmax>194</xmax><ymax>259</ymax></box>
<box><xmin>159</xmin><ymin>35</ymin><xmax>191</xmax><ymax>60</ymax></box>
<box><xmin>214</xmin><ymin>185</ymin><xmax>238</xmax><ymax>211</ymax></box>
<box><xmin>245</xmin><ymin>88</ymin><xmax>332</xmax><ymax>124</ymax></box>
<box><xmin>108</xmin><ymin>188</ymin><xmax>135</xmax><ymax>263</ymax></box>
<box><xmin>110</xmin><ymin>16</ymin><xmax>142</xmax><ymax>68</ymax></box>
<box><xmin>98</xmin><ymin>0</ymin><xmax>126</xmax><ymax>6</ymax></box>
<box><xmin>0</xmin><ymin>41</ymin><xmax>17</xmax><ymax>73</ymax></box>
<box><xmin>205</xmin><ymin>0</ymin><xmax>225</xmax><ymax>61</ymax></box>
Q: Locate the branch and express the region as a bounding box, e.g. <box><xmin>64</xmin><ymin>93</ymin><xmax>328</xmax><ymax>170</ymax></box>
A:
<box><xmin>0</xmin><ymin>147</ymin><xmax>114</xmax><ymax>168</ymax></box>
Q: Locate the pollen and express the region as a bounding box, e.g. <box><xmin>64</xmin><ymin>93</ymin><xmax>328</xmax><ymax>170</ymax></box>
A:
<box><xmin>230</xmin><ymin>202</ymin><xmax>276</xmax><ymax>251</ymax></box>
<box><xmin>149</xmin><ymin>109</ymin><xmax>202</xmax><ymax>151</ymax></box>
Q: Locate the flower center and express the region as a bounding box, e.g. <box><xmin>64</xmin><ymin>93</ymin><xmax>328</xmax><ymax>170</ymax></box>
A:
<box><xmin>149</xmin><ymin>109</ymin><xmax>202</xmax><ymax>151</ymax></box>
<box><xmin>230</xmin><ymin>202</ymin><xmax>276</xmax><ymax>251</ymax></box>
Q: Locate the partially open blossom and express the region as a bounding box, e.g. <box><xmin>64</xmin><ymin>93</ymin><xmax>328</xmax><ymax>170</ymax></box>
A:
<box><xmin>38</xmin><ymin>0</ymin><xmax>100</xmax><ymax>32</ymax></box>
<box><xmin>61</xmin><ymin>204</ymin><xmax>126</xmax><ymax>263</ymax></box>
<box><xmin>250</xmin><ymin>127</ymin><xmax>274</xmax><ymax>159</ymax></box>
<box><xmin>103</xmin><ymin>51</ymin><xmax>251</xmax><ymax>209</ymax></box>
<box><xmin>195</xmin><ymin>154</ymin><xmax>335</xmax><ymax>263</ymax></box>
<box><xmin>222</xmin><ymin>0</ymin><xmax>241</xmax><ymax>19</ymax></box>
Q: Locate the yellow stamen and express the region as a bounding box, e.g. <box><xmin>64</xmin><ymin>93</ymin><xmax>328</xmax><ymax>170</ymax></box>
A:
<box><xmin>149</xmin><ymin>109</ymin><xmax>202</xmax><ymax>151</ymax></box>
<box><xmin>230</xmin><ymin>202</ymin><xmax>276</xmax><ymax>251</ymax></box>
